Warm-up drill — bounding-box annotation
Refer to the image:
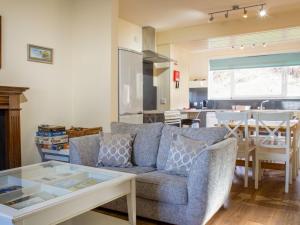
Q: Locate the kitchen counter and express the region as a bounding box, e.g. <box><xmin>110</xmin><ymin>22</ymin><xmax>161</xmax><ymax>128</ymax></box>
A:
<box><xmin>143</xmin><ymin>109</ymin><xmax>300</xmax><ymax>127</ymax></box>
<box><xmin>181</xmin><ymin>109</ymin><xmax>300</xmax><ymax>112</ymax></box>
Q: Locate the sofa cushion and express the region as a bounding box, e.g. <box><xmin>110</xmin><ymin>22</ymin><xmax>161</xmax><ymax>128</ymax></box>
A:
<box><xmin>157</xmin><ymin>125</ymin><xmax>227</xmax><ymax>170</ymax></box>
<box><xmin>97</xmin><ymin>133</ymin><xmax>134</xmax><ymax>168</ymax></box>
<box><xmin>164</xmin><ymin>134</ymin><xmax>208</xmax><ymax>176</ymax></box>
<box><xmin>111</xmin><ymin>122</ymin><xmax>164</xmax><ymax>167</ymax></box>
<box><xmin>136</xmin><ymin>171</ymin><xmax>188</xmax><ymax>205</ymax></box>
<box><xmin>101</xmin><ymin>166</ymin><xmax>156</xmax><ymax>174</ymax></box>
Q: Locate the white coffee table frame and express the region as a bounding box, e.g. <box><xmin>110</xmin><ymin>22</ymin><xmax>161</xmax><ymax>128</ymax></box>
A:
<box><xmin>0</xmin><ymin>161</ymin><xmax>136</xmax><ymax>225</ymax></box>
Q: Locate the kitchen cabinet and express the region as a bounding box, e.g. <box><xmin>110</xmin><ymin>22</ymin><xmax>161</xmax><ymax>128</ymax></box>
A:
<box><xmin>206</xmin><ymin>111</ymin><xmax>218</xmax><ymax>127</ymax></box>
<box><xmin>189</xmin><ymin>80</ymin><xmax>208</xmax><ymax>88</ymax></box>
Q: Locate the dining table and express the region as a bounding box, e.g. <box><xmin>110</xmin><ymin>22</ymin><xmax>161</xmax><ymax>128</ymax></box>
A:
<box><xmin>228</xmin><ymin>118</ymin><xmax>299</xmax><ymax>174</ymax></box>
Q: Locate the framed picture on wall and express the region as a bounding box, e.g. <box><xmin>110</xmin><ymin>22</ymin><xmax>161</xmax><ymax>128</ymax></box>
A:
<box><xmin>27</xmin><ymin>44</ymin><xmax>53</xmax><ymax>64</ymax></box>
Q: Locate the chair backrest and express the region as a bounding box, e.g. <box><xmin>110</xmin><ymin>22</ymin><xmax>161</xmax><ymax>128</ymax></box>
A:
<box><xmin>252</xmin><ymin>111</ymin><xmax>293</xmax><ymax>150</ymax></box>
<box><xmin>293</xmin><ymin>112</ymin><xmax>300</xmax><ymax>120</ymax></box>
<box><xmin>216</xmin><ymin>111</ymin><xmax>250</xmax><ymax>144</ymax></box>
<box><xmin>164</xmin><ymin>110</ymin><xmax>181</xmax><ymax>127</ymax></box>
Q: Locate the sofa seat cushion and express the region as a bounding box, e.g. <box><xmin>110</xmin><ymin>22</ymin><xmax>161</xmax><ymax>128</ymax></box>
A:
<box><xmin>101</xmin><ymin>166</ymin><xmax>156</xmax><ymax>175</ymax></box>
<box><xmin>136</xmin><ymin>171</ymin><xmax>188</xmax><ymax>205</ymax></box>
<box><xmin>157</xmin><ymin>125</ymin><xmax>227</xmax><ymax>170</ymax></box>
<box><xmin>111</xmin><ymin>122</ymin><xmax>164</xmax><ymax>167</ymax></box>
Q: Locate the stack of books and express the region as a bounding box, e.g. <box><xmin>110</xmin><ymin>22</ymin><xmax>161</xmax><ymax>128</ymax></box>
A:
<box><xmin>35</xmin><ymin>125</ymin><xmax>70</xmax><ymax>162</ymax></box>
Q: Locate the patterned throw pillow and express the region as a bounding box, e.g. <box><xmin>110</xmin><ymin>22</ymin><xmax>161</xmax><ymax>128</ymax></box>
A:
<box><xmin>97</xmin><ymin>133</ymin><xmax>135</xmax><ymax>168</ymax></box>
<box><xmin>164</xmin><ymin>134</ymin><xmax>208</xmax><ymax>176</ymax></box>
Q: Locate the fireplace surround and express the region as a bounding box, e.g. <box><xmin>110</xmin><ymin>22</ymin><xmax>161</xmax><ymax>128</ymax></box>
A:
<box><xmin>0</xmin><ymin>86</ymin><xmax>28</xmax><ymax>170</ymax></box>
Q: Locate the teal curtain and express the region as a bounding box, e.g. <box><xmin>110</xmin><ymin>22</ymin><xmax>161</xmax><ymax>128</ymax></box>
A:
<box><xmin>210</xmin><ymin>52</ymin><xmax>300</xmax><ymax>71</ymax></box>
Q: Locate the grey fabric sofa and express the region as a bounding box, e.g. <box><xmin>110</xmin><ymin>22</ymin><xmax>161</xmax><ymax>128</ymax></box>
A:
<box><xmin>69</xmin><ymin>123</ymin><xmax>237</xmax><ymax>225</ymax></box>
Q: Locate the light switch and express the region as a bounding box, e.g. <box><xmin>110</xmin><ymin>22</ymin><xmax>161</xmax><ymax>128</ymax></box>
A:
<box><xmin>160</xmin><ymin>98</ymin><xmax>167</xmax><ymax>104</ymax></box>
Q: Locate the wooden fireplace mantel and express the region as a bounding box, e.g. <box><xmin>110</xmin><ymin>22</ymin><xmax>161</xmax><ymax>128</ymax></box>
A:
<box><xmin>0</xmin><ymin>86</ymin><xmax>29</xmax><ymax>169</ymax></box>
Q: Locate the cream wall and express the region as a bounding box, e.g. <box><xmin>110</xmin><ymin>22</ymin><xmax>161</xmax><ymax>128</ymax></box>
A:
<box><xmin>71</xmin><ymin>0</ymin><xmax>118</xmax><ymax>131</ymax></box>
<box><xmin>189</xmin><ymin>41</ymin><xmax>300</xmax><ymax>80</ymax></box>
<box><xmin>155</xmin><ymin>44</ymin><xmax>190</xmax><ymax>111</ymax></box>
<box><xmin>0</xmin><ymin>0</ymin><xmax>73</xmax><ymax>165</ymax></box>
<box><xmin>118</xmin><ymin>18</ymin><xmax>142</xmax><ymax>52</ymax></box>
<box><xmin>0</xmin><ymin>0</ymin><xmax>119</xmax><ymax>165</ymax></box>
<box><xmin>170</xmin><ymin>45</ymin><xmax>190</xmax><ymax>109</ymax></box>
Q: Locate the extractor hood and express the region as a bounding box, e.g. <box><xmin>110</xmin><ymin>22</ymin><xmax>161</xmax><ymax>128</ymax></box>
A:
<box><xmin>142</xmin><ymin>26</ymin><xmax>175</xmax><ymax>63</ymax></box>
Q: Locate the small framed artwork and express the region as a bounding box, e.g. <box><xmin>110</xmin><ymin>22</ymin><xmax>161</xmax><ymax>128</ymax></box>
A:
<box><xmin>27</xmin><ymin>44</ymin><xmax>53</xmax><ymax>64</ymax></box>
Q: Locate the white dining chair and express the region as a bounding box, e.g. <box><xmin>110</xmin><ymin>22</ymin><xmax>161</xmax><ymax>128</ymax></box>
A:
<box><xmin>293</xmin><ymin>121</ymin><xmax>300</xmax><ymax>178</ymax></box>
<box><xmin>292</xmin><ymin>112</ymin><xmax>300</xmax><ymax>175</ymax></box>
<box><xmin>253</xmin><ymin>112</ymin><xmax>294</xmax><ymax>193</ymax></box>
<box><xmin>164</xmin><ymin>110</ymin><xmax>182</xmax><ymax>127</ymax></box>
<box><xmin>216</xmin><ymin>111</ymin><xmax>255</xmax><ymax>188</ymax></box>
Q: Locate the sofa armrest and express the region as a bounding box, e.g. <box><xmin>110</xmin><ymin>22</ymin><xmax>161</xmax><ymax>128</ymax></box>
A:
<box><xmin>186</xmin><ymin>138</ymin><xmax>237</xmax><ymax>225</ymax></box>
<box><xmin>69</xmin><ymin>134</ymin><xmax>100</xmax><ymax>167</ymax></box>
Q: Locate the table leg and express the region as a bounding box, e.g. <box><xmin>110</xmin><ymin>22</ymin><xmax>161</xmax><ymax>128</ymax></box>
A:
<box><xmin>291</xmin><ymin>127</ymin><xmax>298</xmax><ymax>179</ymax></box>
<box><xmin>127</xmin><ymin>179</ymin><xmax>136</xmax><ymax>225</ymax></box>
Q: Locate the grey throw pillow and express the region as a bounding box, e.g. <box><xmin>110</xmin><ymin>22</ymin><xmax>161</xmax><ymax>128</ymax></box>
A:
<box><xmin>164</xmin><ymin>134</ymin><xmax>208</xmax><ymax>176</ymax></box>
<box><xmin>97</xmin><ymin>133</ymin><xmax>135</xmax><ymax>168</ymax></box>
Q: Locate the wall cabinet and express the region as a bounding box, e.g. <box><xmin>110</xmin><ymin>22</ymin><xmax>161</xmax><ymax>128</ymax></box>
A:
<box><xmin>189</xmin><ymin>80</ymin><xmax>208</xmax><ymax>88</ymax></box>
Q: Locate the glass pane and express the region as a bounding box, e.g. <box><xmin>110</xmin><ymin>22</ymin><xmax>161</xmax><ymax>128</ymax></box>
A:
<box><xmin>233</xmin><ymin>67</ymin><xmax>282</xmax><ymax>97</ymax></box>
<box><xmin>208</xmin><ymin>70</ymin><xmax>232</xmax><ymax>99</ymax></box>
<box><xmin>287</xmin><ymin>66</ymin><xmax>300</xmax><ymax>97</ymax></box>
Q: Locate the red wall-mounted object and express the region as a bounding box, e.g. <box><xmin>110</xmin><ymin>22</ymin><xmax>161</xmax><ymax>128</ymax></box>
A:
<box><xmin>173</xmin><ymin>70</ymin><xmax>180</xmax><ymax>82</ymax></box>
<box><xmin>173</xmin><ymin>70</ymin><xmax>180</xmax><ymax>88</ymax></box>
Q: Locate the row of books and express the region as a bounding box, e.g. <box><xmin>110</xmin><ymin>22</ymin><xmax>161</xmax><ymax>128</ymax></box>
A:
<box><xmin>35</xmin><ymin>125</ymin><xmax>70</xmax><ymax>162</ymax></box>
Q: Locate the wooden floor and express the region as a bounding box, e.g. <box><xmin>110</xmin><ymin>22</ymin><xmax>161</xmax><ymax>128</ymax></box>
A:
<box><xmin>99</xmin><ymin>167</ymin><xmax>300</xmax><ymax>225</ymax></box>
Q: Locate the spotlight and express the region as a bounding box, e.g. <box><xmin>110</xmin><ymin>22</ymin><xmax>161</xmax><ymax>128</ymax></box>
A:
<box><xmin>209</xmin><ymin>14</ymin><xmax>214</xmax><ymax>22</ymax></box>
<box><xmin>262</xmin><ymin>42</ymin><xmax>267</xmax><ymax>47</ymax></box>
<box><xmin>225</xmin><ymin>11</ymin><xmax>229</xmax><ymax>18</ymax></box>
<box><xmin>243</xmin><ymin>8</ymin><xmax>248</xmax><ymax>18</ymax></box>
<box><xmin>240</xmin><ymin>45</ymin><xmax>245</xmax><ymax>50</ymax></box>
<box><xmin>259</xmin><ymin>5</ymin><xmax>267</xmax><ymax>17</ymax></box>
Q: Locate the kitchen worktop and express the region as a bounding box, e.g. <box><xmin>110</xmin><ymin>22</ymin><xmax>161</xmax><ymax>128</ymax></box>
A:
<box><xmin>144</xmin><ymin>109</ymin><xmax>300</xmax><ymax>114</ymax></box>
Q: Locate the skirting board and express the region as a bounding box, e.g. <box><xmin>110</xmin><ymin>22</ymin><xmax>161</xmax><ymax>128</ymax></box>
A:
<box><xmin>59</xmin><ymin>211</ymin><xmax>130</xmax><ymax>225</ymax></box>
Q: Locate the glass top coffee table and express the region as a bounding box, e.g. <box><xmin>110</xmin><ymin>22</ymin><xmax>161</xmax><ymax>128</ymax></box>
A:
<box><xmin>0</xmin><ymin>161</ymin><xmax>136</xmax><ymax>225</ymax></box>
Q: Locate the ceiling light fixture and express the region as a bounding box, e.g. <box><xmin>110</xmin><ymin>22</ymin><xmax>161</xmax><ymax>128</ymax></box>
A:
<box><xmin>262</xmin><ymin>42</ymin><xmax>267</xmax><ymax>47</ymax></box>
<box><xmin>208</xmin><ymin>3</ymin><xmax>266</xmax><ymax>22</ymax></box>
<box><xmin>259</xmin><ymin>5</ymin><xmax>267</xmax><ymax>17</ymax></box>
<box><xmin>209</xmin><ymin>13</ymin><xmax>214</xmax><ymax>22</ymax></box>
<box><xmin>225</xmin><ymin>11</ymin><xmax>229</xmax><ymax>18</ymax></box>
<box><xmin>240</xmin><ymin>45</ymin><xmax>245</xmax><ymax>50</ymax></box>
<box><xmin>243</xmin><ymin>8</ymin><xmax>248</xmax><ymax>18</ymax></box>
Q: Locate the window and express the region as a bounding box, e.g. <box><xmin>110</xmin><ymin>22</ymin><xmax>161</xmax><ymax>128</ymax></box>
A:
<box><xmin>209</xmin><ymin>53</ymin><xmax>300</xmax><ymax>99</ymax></box>
<box><xmin>208</xmin><ymin>70</ymin><xmax>232</xmax><ymax>99</ymax></box>
<box><xmin>233</xmin><ymin>68</ymin><xmax>282</xmax><ymax>98</ymax></box>
<box><xmin>286</xmin><ymin>67</ymin><xmax>300</xmax><ymax>97</ymax></box>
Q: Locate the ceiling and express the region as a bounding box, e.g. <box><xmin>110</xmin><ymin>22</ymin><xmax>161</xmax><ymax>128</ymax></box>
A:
<box><xmin>177</xmin><ymin>26</ymin><xmax>300</xmax><ymax>52</ymax></box>
<box><xmin>119</xmin><ymin>0</ymin><xmax>300</xmax><ymax>31</ymax></box>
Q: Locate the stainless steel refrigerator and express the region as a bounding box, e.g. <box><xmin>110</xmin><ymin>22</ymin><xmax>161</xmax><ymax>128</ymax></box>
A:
<box><xmin>118</xmin><ymin>48</ymin><xmax>143</xmax><ymax>124</ymax></box>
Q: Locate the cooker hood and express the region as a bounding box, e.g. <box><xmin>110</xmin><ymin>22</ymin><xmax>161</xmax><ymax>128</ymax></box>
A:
<box><xmin>142</xmin><ymin>26</ymin><xmax>174</xmax><ymax>63</ymax></box>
